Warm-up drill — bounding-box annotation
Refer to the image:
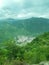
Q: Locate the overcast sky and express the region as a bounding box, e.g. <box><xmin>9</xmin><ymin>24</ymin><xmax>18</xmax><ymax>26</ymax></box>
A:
<box><xmin>0</xmin><ymin>0</ymin><xmax>49</xmax><ymax>19</ymax></box>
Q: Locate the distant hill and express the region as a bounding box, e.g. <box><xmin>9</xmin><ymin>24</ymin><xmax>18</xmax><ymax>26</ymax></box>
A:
<box><xmin>0</xmin><ymin>17</ymin><xmax>49</xmax><ymax>42</ymax></box>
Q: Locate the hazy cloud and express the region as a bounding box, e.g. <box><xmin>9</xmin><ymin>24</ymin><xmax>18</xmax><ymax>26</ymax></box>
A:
<box><xmin>0</xmin><ymin>0</ymin><xmax>49</xmax><ymax>19</ymax></box>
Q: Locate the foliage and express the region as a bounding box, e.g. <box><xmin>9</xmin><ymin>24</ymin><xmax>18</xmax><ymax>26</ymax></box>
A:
<box><xmin>0</xmin><ymin>32</ymin><xmax>49</xmax><ymax>65</ymax></box>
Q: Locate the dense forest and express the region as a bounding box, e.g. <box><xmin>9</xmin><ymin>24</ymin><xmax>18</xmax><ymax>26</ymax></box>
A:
<box><xmin>0</xmin><ymin>32</ymin><xmax>49</xmax><ymax>65</ymax></box>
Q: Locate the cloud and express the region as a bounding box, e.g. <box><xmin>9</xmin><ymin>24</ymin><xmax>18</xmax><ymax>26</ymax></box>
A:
<box><xmin>0</xmin><ymin>0</ymin><xmax>49</xmax><ymax>19</ymax></box>
<box><xmin>13</xmin><ymin>0</ymin><xmax>24</xmax><ymax>4</ymax></box>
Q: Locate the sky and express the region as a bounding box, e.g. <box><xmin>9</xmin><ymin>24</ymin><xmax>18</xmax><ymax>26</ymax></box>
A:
<box><xmin>0</xmin><ymin>0</ymin><xmax>49</xmax><ymax>19</ymax></box>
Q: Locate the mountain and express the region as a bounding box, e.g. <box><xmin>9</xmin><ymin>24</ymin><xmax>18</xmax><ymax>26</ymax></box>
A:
<box><xmin>0</xmin><ymin>17</ymin><xmax>49</xmax><ymax>42</ymax></box>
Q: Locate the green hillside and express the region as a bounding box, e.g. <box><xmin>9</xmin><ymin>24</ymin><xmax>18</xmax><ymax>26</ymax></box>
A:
<box><xmin>0</xmin><ymin>17</ymin><xmax>49</xmax><ymax>42</ymax></box>
<box><xmin>24</xmin><ymin>32</ymin><xmax>49</xmax><ymax>64</ymax></box>
<box><xmin>0</xmin><ymin>32</ymin><xmax>49</xmax><ymax>65</ymax></box>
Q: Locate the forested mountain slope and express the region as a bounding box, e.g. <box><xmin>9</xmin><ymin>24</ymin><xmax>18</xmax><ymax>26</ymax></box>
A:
<box><xmin>0</xmin><ymin>32</ymin><xmax>49</xmax><ymax>65</ymax></box>
<box><xmin>0</xmin><ymin>17</ymin><xmax>49</xmax><ymax>42</ymax></box>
